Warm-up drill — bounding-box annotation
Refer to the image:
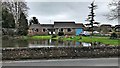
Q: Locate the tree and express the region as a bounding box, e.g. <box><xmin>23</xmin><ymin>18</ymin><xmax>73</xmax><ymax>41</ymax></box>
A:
<box><xmin>2</xmin><ymin>7</ymin><xmax>15</xmax><ymax>28</ymax></box>
<box><xmin>12</xmin><ymin>1</ymin><xmax>29</xmax><ymax>28</ymax></box>
<box><xmin>29</xmin><ymin>17</ymin><xmax>39</xmax><ymax>25</ymax></box>
<box><xmin>2</xmin><ymin>0</ymin><xmax>29</xmax><ymax>28</ymax></box>
<box><xmin>2</xmin><ymin>0</ymin><xmax>29</xmax><ymax>35</ymax></box>
<box><xmin>86</xmin><ymin>1</ymin><xmax>97</xmax><ymax>36</ymax></box>
<box><xmin>0</xmin><ymin>2</ymin><xmax>2</xmax><ymax>27</ymax></box>
<box><xmin>17</xmin><ymin>12</ymin><xmax>28</xmax><ymax>35</ymax></box>
<box><xmin>29</xmin><ymin>19</ymin><xmax>33</xmax><ymax>26</ymax></box>
<box><xmin>106</xmin><ymin>0</ymin><xmax>120</xmax><ymax>20</ymax></box>
<box><xmin>110</xmin><ymin>32</ymin><xmax>118</xmax><ymax>39</ymax></box>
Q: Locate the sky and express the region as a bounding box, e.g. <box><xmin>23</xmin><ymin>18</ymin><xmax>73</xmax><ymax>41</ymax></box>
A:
<box><xmin>26</xmin><ymin>0</ymin><xmax>118</xmax><ymax>26</ymax></box>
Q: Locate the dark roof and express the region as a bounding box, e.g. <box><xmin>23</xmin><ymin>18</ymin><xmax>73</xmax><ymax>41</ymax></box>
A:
<box><xmin>100</xmin><ymin>24</ymin><xmax>112</xmax><ymax>27</ymax></box>
<box><xmin>41</xmin><ymin>24</ymin><xmax>54</xmax><ymax>29</ymax></box>
<box><xmin>54</xmin><ymin>21</ymin><xmax>76</xmax><ymax>28</ymax></box>
<box><xmin>115</xmin><ymin>25</ymin><xmax>120</xmax><ymax>27</ymax></box>
<box><xmin>75</xmin><ymin>23</ymin><xmax>85</xmax><ymax>28</ymax></box>
<box><xmin>85</xmin><ymin>23</ymin><xmax>91</xmax><ymax>26</ymax></box>
<box><xmin>115</xmin><ymin>25</ymin><xmax>120</xmax><ymax>29</ymax></box>
<box><xmin>29</xmin><ymin>24</ymin><xmax>42</xmax><ymax>29</ymax></box>
<box><xmin>29</xmin><ymin>21</ymin><xmax>84</xmax><ymax>29</ymax></box>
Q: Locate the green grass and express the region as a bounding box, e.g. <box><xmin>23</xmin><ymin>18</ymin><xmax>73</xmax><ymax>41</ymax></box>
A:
<box><xmin>23</xmin><ymin>35</ymin><xmax>51</xmax><ymax>40</ymax></box>
<box><xmin>62</xmin><ymin>36</ymin><xmax>120</xmax><ymax>46</ymax></box>
<box><xmin>23</xmin><ymin>35</ymin><xmax>120</xmax><ymax>46</ymax></box>
<box><xmin>80</xmin><ymin>37</ymin><xmax>119</xmax><ymax>45</ymax></box>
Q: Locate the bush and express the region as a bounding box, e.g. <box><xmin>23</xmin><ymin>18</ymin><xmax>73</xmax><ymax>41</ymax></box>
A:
<box><xmin>16</xmin><ymin>30</ymin><xmax>28</xmax><ymax>36</ymax></box>
<box><xmin>2</xmin><ymin>35</ymin><xmax>9</xmax><ymax>40</ymax></box>
<box><xmin>58</xmin><ymin>31</ymin><xmax>64</xmax><ymax>36</ymax></box>
<box><xmin>52</xmin><ymin>35</ymin><xmax>57</xmax><ymax>38</ymax></box>
<box><xmin>110</xmin><ymin>33</ymin><xmax>118</xmax><ymax>39</ymax></box>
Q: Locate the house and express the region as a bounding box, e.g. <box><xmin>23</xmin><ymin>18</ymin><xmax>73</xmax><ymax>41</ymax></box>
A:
<box><xmin>54</xmin><ymin>21</ymin><xmax>84</xmax><ymax>35</ymax></box>
<box><xmin>75</xmin><ymin>23</ymin><xmax>85</xmax><ymax>35</ymax></box>
<box><xmin>28</xmin><ymin>24</ymin><xmax>49</xmax><ymax>35</ymax></box>
<box><xmin>114</xmin><ymin>25</ymin><xmax>120</xmax><ymax>32</ymax></box>
<box><xmin>84</xmin><ymin>23</ymin><xmax>100</xmax><ymax>35</ymax></box>
<box><xmin>41</xmin><ymin>24</ymin><xmax>55</xmax><ymax>35</ymax></box>
<box><xmin>28</xmin><ymin>21</ymin><xmax>85</xmax><ymax>36</ymax></box>
<box><xmin>84</xmin><ymin>26</ymin><xmax>100</xmax><ymax>32</ymax></box>
<box><xmin>100</xmin><ymin>24</ymin><xmax>112</xmax><ymax>34</ymax></box>
<box><xmin>114</xmin><ymin>25</ymin><xmax>120</xmax><ymax>38</ymax></box>
<box><xmin>54</xmin><ymin>21</ymin><xmax>76</xmax><ymax>35</ymax></box>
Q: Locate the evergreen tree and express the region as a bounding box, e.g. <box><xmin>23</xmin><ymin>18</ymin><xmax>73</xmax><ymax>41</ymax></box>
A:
<box><xmin>29</xmin><ymin>17</ymin><xmax>39</xmax><ymax>25</ymax></box>
<box><xmin>2</xmin><ymin>8</ymin><xmax>15</xmax><ymax>28</ymax></box>
<box><xmin>17</xmin><ymin>12</ymin><xmax>28</xmax><ymax>35</ymax></box>
<box><xmin>32</xmin><ymin>17</ymin><xmax>39</xmax><ymax>24</ymax></box>
<box><xmin>86</xmin><ymin>1</ymin><xmax>97</xmax><ymax>36</ymax></box>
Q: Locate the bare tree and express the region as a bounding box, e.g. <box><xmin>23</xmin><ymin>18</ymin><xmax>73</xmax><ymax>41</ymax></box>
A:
<box><xmin>106</xmin><ymin>0</ymin><xmax>120</xmax><ymax>20</ymax></box>
<box><xmin>2</xmin><ymin>0</ymin><xmax>29</xmax><ymax>28</ymax></box>
<box><xmin>2</xmin><ymin>0</ymin><xmax>29</xmax><ymax>35</ymax></box>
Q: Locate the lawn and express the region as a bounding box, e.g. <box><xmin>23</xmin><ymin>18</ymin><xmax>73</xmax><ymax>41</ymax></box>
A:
<box><xmin>63</xmin><ymin>36</ymin><xmax>119</xmax><ymax>46</ymax></box>
<box><xmin>80</xmin><ymin>37</ymin><xmax>119</xmax><ymax>46</ymax></box>
<box><xmin>23</xmin><ymin>35</ymin><xmax>52</xmax><ymax>40</ymax></box>
<box><xmin>23</xmin><ymin>35</ymin><xmax>119</xmax><ymax>46</ymax></box>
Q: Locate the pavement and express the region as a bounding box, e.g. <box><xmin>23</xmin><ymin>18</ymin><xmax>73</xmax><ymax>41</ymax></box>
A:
<box><xmin>2</xmin><ymin>58</ymin><xmax>119</xmax><ymax>66</ymax></box>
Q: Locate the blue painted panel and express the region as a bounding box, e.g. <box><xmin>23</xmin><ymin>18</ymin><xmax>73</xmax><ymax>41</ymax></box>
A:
<box><xmin>76</xmin><ymin>28</ymin><xmax>83</xmax><ymax>35</ymax></box>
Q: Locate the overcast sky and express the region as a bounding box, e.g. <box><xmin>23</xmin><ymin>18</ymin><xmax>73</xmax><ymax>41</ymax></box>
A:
<box><xmin>26</xmin><ymin>0</ymin><xmax>118</xmax><ymax>26</ymax></box>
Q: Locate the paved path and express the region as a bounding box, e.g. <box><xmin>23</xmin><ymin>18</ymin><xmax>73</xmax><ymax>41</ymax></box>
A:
<box><xmin>2</xmin><ymin>58</ymin><xmax>119</xmax><ymax>66</ymax></box>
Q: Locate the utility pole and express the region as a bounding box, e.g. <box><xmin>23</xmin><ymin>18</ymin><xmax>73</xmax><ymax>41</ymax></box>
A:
<box><xmin>86</xmin><ymin>1</ymin><xmax>97</xmax><ymax>36</ymax></box>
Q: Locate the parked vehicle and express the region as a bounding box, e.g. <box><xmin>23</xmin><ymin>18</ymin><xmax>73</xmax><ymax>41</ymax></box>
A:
<box><xmin>80</xmin><ymin>31</ymin><xmax>90</xmax><ymax>36</ymax></box>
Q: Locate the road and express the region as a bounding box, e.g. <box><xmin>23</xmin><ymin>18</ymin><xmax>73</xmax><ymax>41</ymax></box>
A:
<box><xmin>2</xmin><ymin>58</ymin><xmax>119</xmax><ymax>66</ymax></box>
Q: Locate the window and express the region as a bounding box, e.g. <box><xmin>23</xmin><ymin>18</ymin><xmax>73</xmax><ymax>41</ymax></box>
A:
<box><xmin>32</xmin><ymin>28</ymin><xmax>34</xmax><ymax>31</ymax></box>
<box><xmin>32</xmin><ymin>28</ymin><xmax>35</xmax><ymax>32</ymax></box>
<box><xmin>47</xmin><ymin>29</ymin><xmax>50</xmax><ymax>31</ymax></box>
<box><xmin>59</xmin><ymin>28</ymin><xmax>63</xmax><ymax>32</ymax></box>
<box><xmin>53</xmin><ymin>29</ymin><xmax>55</xmax><ymax>31</ymax></box>
<box><xmin>43</xmin><ymin>29</ymin><xmax>46</xmax><ymax>32</ymax></box>
<box><xmin>36</xmin><ymin>29</ymin><xmax>39</xmax><ymax>32</ymax></box>
<box><xmin>116</xmin><ymin>29</ymin><xmax>119</xmax><ymax>32</ymax></box>
<box><xmin>60</xmin><ymin>28</ymin><xmax>63</xmax><ymax>32</ymax></box>
<box><xmin>67</xmin><ymin>28</ymin><xmax>71</xmax><ymax>32</ymax></box>
<box><xmin>109</xmin><ymin>30</ymin><xmax>112</xmax><ymax>32</ymax></box>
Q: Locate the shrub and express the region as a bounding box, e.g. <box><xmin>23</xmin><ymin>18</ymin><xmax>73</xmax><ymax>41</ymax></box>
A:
<box><xmin>52</xmin><ymin>35</ymin><xmax>57</xmax><ymax>38</ymax></box>
<box><xmin>58</xmin><ymin>31</ymin><xmax>64</xmax><ymax>36</ymax></box>
<box><xmin>110</xmin><ymin>33</ymin><xmax>118</xmax><ymax>39</ymax></box>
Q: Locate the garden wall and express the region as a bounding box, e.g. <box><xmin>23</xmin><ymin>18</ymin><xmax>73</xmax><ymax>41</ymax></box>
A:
<box><xmin>2</xmin><ymin>46</ymin><xmax>120</xmax><ymax>60</ymax></box>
